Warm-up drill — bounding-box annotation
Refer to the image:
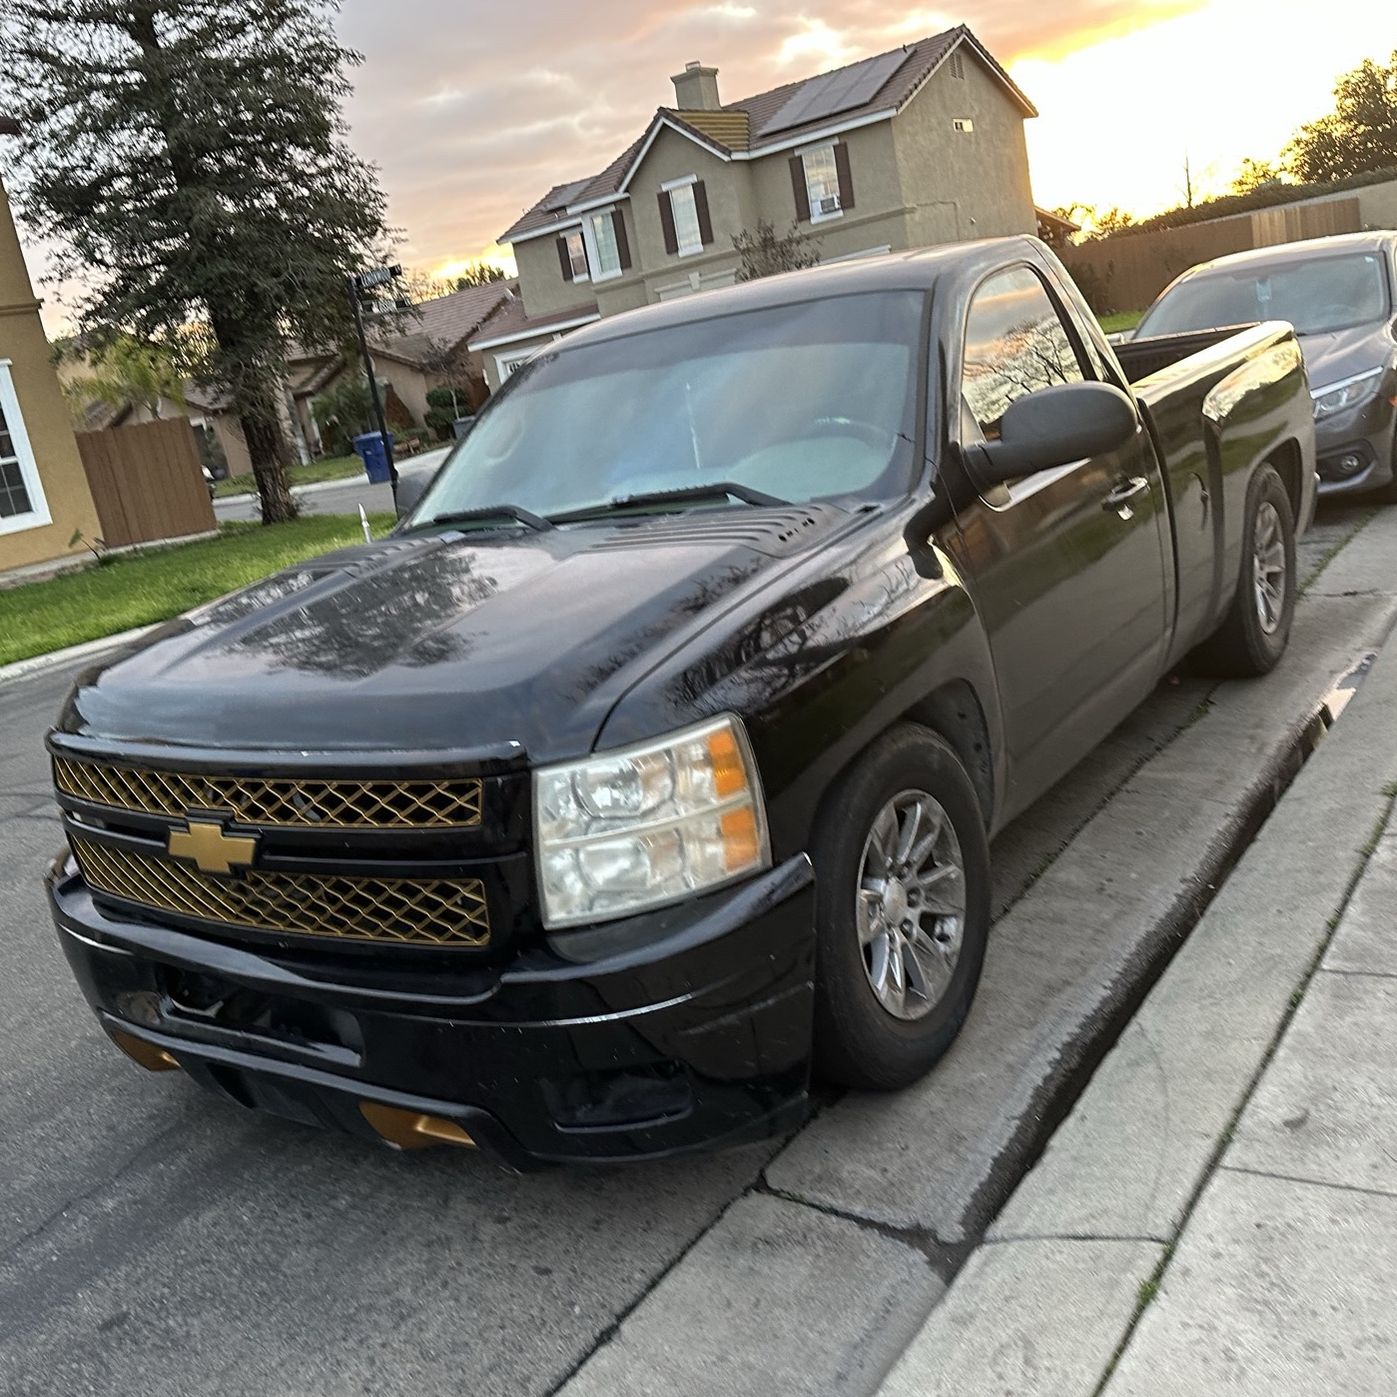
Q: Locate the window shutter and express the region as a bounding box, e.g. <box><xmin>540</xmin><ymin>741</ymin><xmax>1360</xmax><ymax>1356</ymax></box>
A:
<box><xmin>693</xmin><ymin>181</ymin><xmax>713</xmax><ymax>245</ymax></box>
<box><xmin>789</xmin><ymin>155</ymin><xmax>811</xmax><ymax>222</ymax></box>
<box><xmin>612</xmin><ymin>210</ymin><xmax>631</xmax><ymax>270</ymax></box>
<box><xmin>556</xmin><ymin>235</ymin><xmax>573</xmax><ymax>281</ymax></box>
<box><xmin>834</xmin><ymin>143</ymin><xmax>855</xmax><ymax>211</ymax></box>
<box><xmin>658</xmin><ymin>190</ymin><xmax>678</xmax><ymax>255</ymax></box>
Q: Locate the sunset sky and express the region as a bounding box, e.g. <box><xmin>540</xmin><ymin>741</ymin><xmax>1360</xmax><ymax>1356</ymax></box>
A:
<box><xmin>13</xmin><ymin>0</ymin><xmax>1396</xmax><ymax>326</ymax></box>
<box><xmin>332</xmin><ymin>0</ymin><xmax>1394</xmax><ymax>283</ymax></box>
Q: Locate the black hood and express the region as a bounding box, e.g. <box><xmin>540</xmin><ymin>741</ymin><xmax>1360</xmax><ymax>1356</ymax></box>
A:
<box><xmin>58</xmin><ymin>508</ymin><xmax>846</xmax><ymax>764</ymax></box>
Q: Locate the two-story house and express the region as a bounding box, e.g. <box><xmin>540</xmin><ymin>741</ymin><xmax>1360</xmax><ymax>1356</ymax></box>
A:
<box><xmin>469</xmin><ymin>24</ymin><xmax>1038</xmax><ymax>388</ymax></box>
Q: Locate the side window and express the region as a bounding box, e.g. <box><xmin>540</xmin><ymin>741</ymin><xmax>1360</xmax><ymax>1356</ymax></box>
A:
<box><xmin>961</xmin><ymin>265</ymin><xmax>1086</xmax><ymax>441</ymax></box>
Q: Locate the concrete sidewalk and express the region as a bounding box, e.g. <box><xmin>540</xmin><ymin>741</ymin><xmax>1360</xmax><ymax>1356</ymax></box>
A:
<box><xmin>880</xmin><ymin>579</ymin><xmax>1397</xmax><ymax>1394</ymax></box>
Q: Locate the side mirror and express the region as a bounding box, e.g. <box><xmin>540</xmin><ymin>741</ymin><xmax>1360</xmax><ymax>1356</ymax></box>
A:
<box><xmin>966</xmin><ymin>381</ymin><xmax>1138</xmax><ymax>487</ymax></box>
<box><xmin>394</xmin><ymin>460</ymin><xmax>442</xmax><ymax>520</ymax></box>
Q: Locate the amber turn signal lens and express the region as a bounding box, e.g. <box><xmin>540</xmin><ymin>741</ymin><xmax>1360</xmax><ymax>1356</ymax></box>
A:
<box><xmin>707</xmin><ymin>726</ymin><xmax>748</xmax><ymax>799</ymax></box>
<box><xmin>108</xmin><ymin>1029</ymin><xmax>180</xmax><ymax>1072</ymax></box>
<box><xmin>720</xmin><ymin>806</ymin><xmax>762</xmax><ymax>872</ymax></box>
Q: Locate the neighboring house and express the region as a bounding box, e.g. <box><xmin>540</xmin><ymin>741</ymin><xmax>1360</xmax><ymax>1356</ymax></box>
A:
<box><xmin>0</xmin><ymin>116</ymin><xmax>104</xmax><ymax>571</ymax></box>
<box><xmin>469</xmin><ymin>24</ymin><xmax>1037</xmax><ymax>388</ymax></box>
<box><xmin>288</xmin><ymin>279</ymin><xmax>515</xmax><ymax>451</ymax></box>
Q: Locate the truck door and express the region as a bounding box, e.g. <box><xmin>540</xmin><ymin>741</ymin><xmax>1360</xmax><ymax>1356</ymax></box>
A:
<box><xmin>944</xmin><ymin>262</ymin><xmax>1171</xmax><ymax>818</ymax></box>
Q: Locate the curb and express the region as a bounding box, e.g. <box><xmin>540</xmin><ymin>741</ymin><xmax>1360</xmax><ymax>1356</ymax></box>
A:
<box><xmin>877</xmin><ymin>624</ymin><xmax>1397</xmax><ymax>1395</ymax></box>
<box><xmin>0</xmin><ymin>624</ymin><xmax>160</xmax><ymax>687</ymax></box>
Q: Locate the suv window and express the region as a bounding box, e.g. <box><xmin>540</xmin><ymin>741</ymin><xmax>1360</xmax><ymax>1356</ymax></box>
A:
<box><xmin>962</xmin><ymin>265</ymin><xmax>1086</xmax><ymax>440</ymax></box>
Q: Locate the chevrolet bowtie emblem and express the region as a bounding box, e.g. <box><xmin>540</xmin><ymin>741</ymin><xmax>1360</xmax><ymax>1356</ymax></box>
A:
<box><xmin>167</xmin><ymin>819</ymin><xmax>258</xmax><ymax>876</ymax></box>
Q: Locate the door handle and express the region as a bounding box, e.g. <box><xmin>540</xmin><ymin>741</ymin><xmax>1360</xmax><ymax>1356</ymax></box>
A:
<box><xmin>1103</xmin><ymin>476</ymin><xmax>1150</xmax><ymax>519</ymax></box>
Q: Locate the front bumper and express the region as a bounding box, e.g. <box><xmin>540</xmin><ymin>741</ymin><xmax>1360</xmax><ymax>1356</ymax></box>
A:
<box><xmin>1315</xmin><ymin>395</ymin><xmax>1397</xmax><ymax>496</ymax></box>
<box><xmin>49</xmin><ymin>855</ymin><xmax>816</xmax><ymax>1167</ymax></box>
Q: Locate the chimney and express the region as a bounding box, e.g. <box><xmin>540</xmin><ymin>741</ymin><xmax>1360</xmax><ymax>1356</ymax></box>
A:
<box><xmin>671</xmin><ymin>61</ymin><xmax>721</xmax><ymax>111</ymax></box>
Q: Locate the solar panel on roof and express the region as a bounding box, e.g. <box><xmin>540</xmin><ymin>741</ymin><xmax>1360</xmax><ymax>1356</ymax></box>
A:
<box><xmin>759</xmin><ymin>49</ymin><xmax>910</xmax><ymax>137</ymax></box>
<box><xmin>545</xmin><ymin>179</ymin><xmax>592</xmax><ymax>212</ymax></box>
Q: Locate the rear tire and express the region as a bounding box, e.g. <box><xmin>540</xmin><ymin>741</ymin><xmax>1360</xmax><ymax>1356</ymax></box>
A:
<box><xmin>811</xmin><ymin>725</ymin><xmax>991</xmax><ymax>1090</ymax></box>
<box><xmin>1193</xmin><ymin>463</ymin><xmax>1295</xmax><ymax>678</ymax></box>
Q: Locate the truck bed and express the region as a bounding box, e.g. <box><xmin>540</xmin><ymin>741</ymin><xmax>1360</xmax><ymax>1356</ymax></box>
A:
<box><xmin>1113</xmin><ymin>324</ymin><xmax>1259</xmax><ymax>384</ymax></box>
<box><xmin>1123</xmin><ymin>321</ymin><xmax>1310</xmax><ymax>669</ymax></box>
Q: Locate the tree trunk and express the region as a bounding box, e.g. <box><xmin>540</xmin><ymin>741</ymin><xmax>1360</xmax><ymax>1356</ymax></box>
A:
<box><xmin>241</xmin><ymin>407</ymin><xmax>298</xmax><ymax>523</ymax></box>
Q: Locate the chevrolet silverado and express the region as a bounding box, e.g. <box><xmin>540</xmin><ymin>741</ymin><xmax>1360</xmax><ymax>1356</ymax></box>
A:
<box><xmin>47</xmin><ymin>236</ymin><xmax>1316</xmax><ymax>1166</ymax></box>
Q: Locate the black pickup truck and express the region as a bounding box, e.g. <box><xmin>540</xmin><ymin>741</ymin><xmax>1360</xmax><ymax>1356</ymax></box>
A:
<box><xmin>46</xmin><ymin>237</ymin><xmax>1316</xmax><ymax>1166</ymax></box>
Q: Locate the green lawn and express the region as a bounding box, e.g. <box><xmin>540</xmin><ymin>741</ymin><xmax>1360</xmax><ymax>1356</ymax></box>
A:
<box><xmin>1099</xmin><ymin>309</ymin><xmax>1145</xmax><ymax>335</ymax></box>
<box><xmin>213</xmin><ymin>453</ymin><xmax>366</xmax><ymax>498</ymax></box>
<box><xmin>0</xmin><ymin>514</ymin><xmax>395</xmax><ymax>667</ymax></box>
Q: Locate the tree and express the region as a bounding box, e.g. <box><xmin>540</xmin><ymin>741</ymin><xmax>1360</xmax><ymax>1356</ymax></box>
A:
<box><xmin>1287</xmin><ymin>53</ymin><xmax>1397</xmax><ymax>183</ymax></box>
<box><xmin>311</xmin><ymin>375</ymin><xmax>372</xmax><ymax>459</ymax></box>
<box><xmin>454</xmin><ymin>262</ymin><xmax>508</xmax><ymax>290</ymax></box>
<box><xmin>0</xmin><ymin>0</ymin><xmax>391</xmax><ymax>523</ymax></box>
<box><xmin>1231</xmin><ymin>157</ymin><xmax>1284</xmax><ymax>194</ymax></box>
<box><xmin>424</xmin><ymin>386</ymin><xmax>462</xmax><ymax>441</ymax></box>
<box><xmin>60</xmin><ymin>334</ymin><xmax>188</xmax><ymax>421</ymax></box>
<box><xmin>732</xmin><ymin>220</ymin><xmax>819</xmax><ymax>281</ymax></box>
<box><xmin>1085</xmin><ymin>207</ymin><xmax>1136</xmax><ymax>240</ymax></box>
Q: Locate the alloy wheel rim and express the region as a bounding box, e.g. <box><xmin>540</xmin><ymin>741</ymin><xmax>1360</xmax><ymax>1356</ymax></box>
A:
<box><xmin>1252</xmin><ymin>500</ymin><xmax>1286</xmax><ymax>636</ymax></box>
<box><xmin>856</xmin><ymin>790</ymin><xmax>966</xmax><ymax>1022</ymax></box>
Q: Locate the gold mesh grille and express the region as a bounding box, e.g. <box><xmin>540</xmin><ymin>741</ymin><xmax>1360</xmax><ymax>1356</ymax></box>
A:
<box><xmin>70</xmin><ymin>837</ymin><xmax>490</xmax><ymax>948</ymax></box>
<box><xmin>53</xmin><ymin>757</ymin><xmax>483</xmax><ymax>830</ymax></box>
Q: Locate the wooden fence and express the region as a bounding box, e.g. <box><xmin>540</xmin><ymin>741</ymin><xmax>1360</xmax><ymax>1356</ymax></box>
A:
<box><xmin>1064</xmin><ymin>197</ymin><xmax>1365</xmax><ymax>314</ymax></box>
<box><xmin>74</xmin><ymin>417</ymin><xmax>216</xmax><ymax>549</ymax></box>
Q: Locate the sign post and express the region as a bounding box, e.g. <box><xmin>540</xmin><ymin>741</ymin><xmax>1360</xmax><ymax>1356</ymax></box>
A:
<box><xmin>347</xmin><ymin>263</ymin><xmax>403</xmax><ymax>496</ymax></box>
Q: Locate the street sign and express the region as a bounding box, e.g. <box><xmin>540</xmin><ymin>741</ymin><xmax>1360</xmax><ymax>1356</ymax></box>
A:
<box><xmin>352</xmin><ymin>264</ymin><xmax>403</xmax><ymax>292</ymax></box>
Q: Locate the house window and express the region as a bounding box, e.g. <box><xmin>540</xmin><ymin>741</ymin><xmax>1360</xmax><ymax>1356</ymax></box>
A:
<box><xmin>802</xmin><ymin>144</ymin><xmax>844</xmax><ymax>221</ymax></box>
<box><xmin>667</xmin><ymin>181</ymin><xmax>703</xmax><ymax>256</ymax></box>
<box><xmin>564</xmin><ymin>230</ymin><xmax>588</xmax><ymax>282</ymax></box>
<box><xmin>0</xmin><ymin>362</ymin><xmax>51</xmax><ymax>535</ymax></box>
<box><xmin>585</xmin><ymin>211</ymin><xmax>623</xmax><ymax>281</ymax></box>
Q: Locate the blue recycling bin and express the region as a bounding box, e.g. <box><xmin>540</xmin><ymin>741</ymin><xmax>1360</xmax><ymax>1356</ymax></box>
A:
<box><xmin>352</xmin><ymin>431</ymin><xmax>395</xmax><ymax>484</ymax></box>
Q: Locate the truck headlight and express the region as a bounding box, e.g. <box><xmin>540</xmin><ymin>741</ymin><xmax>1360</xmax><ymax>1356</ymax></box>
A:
<box><xmin>1312</xmin><ymin>368</ymin><xmax>1384</xmax><ymax>421</ymax></box>
<box><xmin>534</xmin><ymin>715</ymin><xmax>770</xmax><ymax>928</ymax></box>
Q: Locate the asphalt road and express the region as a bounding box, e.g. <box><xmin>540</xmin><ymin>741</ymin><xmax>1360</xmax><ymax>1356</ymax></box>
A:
<box><xmin>0</xmin><ymin>499</ymin><xmax>1380</xmax><ymax>1396</ymax></box>
<box><xmin>212</xmin><ymin>446</ymin><xmax>451</xmax><ymax>524</ymax></box>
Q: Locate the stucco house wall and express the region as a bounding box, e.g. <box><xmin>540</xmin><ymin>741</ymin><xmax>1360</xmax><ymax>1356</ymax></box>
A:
<box><xmin>0</xmin><ymin>170</ymin><xmax>103</xmax><ymax>571</ymax></box>
<box><xmin>893</xmin><ymin>52</ymin><xmax>1036</xmax><ymax>245</ymax></box>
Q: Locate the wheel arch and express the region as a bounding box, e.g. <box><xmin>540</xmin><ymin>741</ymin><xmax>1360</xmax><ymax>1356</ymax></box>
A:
<box><xmin>1267</xmin><ymin>438</ymin><xmax>1306</xmax><ymax>526</ymax></box>
<box><xmin>901</xmin><ymin>680</ymin><xmax>996</xmax><ymax>829</ymax></box>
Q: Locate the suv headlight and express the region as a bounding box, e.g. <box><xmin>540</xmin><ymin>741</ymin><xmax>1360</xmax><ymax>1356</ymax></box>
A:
<box><xmin>1312</xmin><ymin>368</ymin><xmax>1384</xmax><ymax>420</ymax></box>
<box><xmin>534</xmin><ymin>715</ymin><xmax>770</xmax><ymax>928</ymax></box>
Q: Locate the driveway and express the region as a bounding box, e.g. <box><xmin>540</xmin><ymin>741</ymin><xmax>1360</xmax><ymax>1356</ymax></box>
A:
<box><xmin>0</xmin><ymin>499</ymin><xmax>1388</xmax><ymax>1396</ymax></box>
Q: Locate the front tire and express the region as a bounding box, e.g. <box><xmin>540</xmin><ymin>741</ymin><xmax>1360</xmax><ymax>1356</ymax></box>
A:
<box><xmin>811</xmin><ymin>725</ymin><xmax>991</xmax><ymax>1090</ymax></box>
<box><xmin>1194</xmin><ymin>463</ymin><xmax>1295</xmax><ymax>678</ymax></box>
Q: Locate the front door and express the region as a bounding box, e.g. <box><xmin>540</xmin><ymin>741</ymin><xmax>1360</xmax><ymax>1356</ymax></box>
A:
<box><xmin>945</xmin><ymin>263</ymin><xmax>1170</xmax><ymax>819</ymax></box>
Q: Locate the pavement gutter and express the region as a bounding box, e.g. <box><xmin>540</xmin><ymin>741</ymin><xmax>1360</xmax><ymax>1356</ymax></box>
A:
<box><xmin>875</xmin><ymin>596</ymin><xmax>1397</xmax><ymax>1397</ymax></box>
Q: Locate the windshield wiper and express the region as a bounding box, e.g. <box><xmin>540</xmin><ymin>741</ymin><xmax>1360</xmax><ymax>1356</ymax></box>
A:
<box><xmin>424</xmin><ymin>505</ymin><xmax>554</xmax><ymax>533</ymax></box>
<box><xmin>549</xmin><ymin>482</ymin><xmax>788</xmax><ymax>524</ymax></box>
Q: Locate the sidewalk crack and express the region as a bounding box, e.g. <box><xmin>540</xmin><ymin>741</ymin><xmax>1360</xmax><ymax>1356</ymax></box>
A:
<box><xmin>983</xmin><ymin>1231</ymin><xmax>1168</xmax><ymax>1247</ymax></box>
<box><xmin>1218</xmin><ymin>1163</ymin><xmax>1397</xmax><ymax>1203</ymax></box>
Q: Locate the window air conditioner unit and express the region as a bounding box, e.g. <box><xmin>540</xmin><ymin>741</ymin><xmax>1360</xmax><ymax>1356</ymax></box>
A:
<box><xmin>818</xmin><ymin>194</ymin><xmax>841</xmax><ymax>214</ymax></box>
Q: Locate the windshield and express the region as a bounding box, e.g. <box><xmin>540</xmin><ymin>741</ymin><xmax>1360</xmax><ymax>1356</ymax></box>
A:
<box><xmin>405</xmin><ymin>291</ymin><xmax>924</xmax><ymax>525</ymax></box>
<box><xmin>1137</xmin><ymin>252</ymin><xmax>1392</xmax><ymax>338</ymax></box>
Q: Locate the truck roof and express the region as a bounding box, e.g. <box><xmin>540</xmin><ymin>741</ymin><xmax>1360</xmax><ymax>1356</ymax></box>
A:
<box><xmin>567</xmin><ymin>235</ymin><xmax>1044</xmax><ymax>350</ymax></box>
